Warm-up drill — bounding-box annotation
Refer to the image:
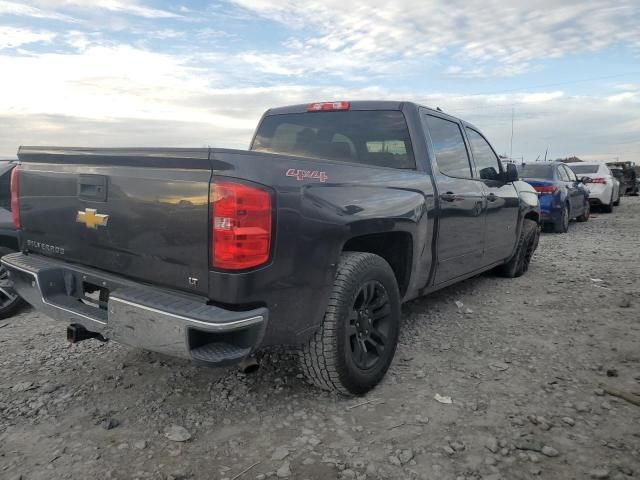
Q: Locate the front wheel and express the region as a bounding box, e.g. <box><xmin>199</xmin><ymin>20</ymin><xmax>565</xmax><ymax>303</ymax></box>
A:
<box><xmin>299</xmin><ymin>252</ymin><xmax>401</xmax><ymax>395</ymax></box>
<box><xmin>495</xmin><ymin>219</ymin><xmax>539</xmax><ymax>278</ymax></box>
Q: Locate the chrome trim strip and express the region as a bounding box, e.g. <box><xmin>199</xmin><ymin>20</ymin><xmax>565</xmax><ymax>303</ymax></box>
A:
<box><xmin>109</xmin><ymin>296</ymin><xmax>263</xmax><ymax>330</ymax></box>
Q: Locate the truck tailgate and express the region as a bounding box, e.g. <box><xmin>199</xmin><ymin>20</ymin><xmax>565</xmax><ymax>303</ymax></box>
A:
<box><xmin>16</xmin><ymin>148</ymin><xmax>212</xmax><ymax>296</ymax></box>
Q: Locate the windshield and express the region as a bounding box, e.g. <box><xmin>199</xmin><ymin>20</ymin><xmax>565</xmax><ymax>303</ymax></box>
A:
<box><xmin>252</xmin><ymin>110</ymin><xmax>415</xmax><ymax>169</ymax></box>
<box><xmin>568</xmin><ymin>164</ymin><xmax>599</xmax><ymax>174</ymax></box>
<box><xmin>517</xmin><ymin>163</ymin><xmax>554</xmax><ymax>179</ymax></box>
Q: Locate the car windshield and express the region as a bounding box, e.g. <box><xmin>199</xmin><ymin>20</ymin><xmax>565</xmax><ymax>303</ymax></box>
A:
<box><xmin>568</xmin><ymin>164</ymin><xmax>599</xmax><ymax>174</ymax></box>
<box><xmin>516</xmin><ymin>163</ymin><xmax>554</xmax><ymax>179</ymax></box>
<box><xmin>252</xmin><ymin>110</ymin><xmax>416</xmax><ymax>169</ymax></box>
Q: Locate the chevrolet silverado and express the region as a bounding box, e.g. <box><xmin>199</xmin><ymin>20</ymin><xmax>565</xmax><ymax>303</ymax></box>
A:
<box><xmin>3</xmin><ymin>101</ymin><xmax>540</xmax><ymax>395</ymax></box>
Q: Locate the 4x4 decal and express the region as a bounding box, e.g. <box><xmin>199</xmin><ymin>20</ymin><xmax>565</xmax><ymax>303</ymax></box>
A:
<box><xmin>286</xmin><ymin>169</ymin><xmax>328</xmax><ymax>183</ymax></box>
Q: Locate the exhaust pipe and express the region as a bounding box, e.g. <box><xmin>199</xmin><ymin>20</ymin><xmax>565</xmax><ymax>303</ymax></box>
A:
<box><xmin>67</xmin><ymin>323</ymin><xmax>106</xmax><ymax>343</ymax></box>
<box><xmin>238</xmin><ymin>355</ymin><xmax>260</xmax><ymax>374</ymax></box>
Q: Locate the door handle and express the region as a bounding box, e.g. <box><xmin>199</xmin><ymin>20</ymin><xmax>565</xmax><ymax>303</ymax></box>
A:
<box><xmin>440</xmin><ymin>192</ymin><xmax>458</xmax><ymax>202</ymax></box>
<box><xmin>487</xmin><ymin>193</ymin><xmax>497</xmax><ymax>202</ymax></box>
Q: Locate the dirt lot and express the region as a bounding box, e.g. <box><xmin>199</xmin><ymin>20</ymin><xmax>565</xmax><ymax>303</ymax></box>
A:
<box><xmin>1</xmin><ymin>198</ymin><xmax>639</xmax><ymax>480</ymax></box>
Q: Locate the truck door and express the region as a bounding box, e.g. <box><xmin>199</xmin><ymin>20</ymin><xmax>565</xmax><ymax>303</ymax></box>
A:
<box><xmin>464</xmin><ymin>127</ymin><xmax>519</xmax><ymax>266</ymax></box>
<box><xmin>423</xmin><ymin>114</ymin><xmax>486</xmax><ymax>285</ymax></box>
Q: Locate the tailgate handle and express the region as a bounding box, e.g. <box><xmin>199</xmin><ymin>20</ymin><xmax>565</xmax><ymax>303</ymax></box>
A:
<box><xmin>78</xmin><ymin>175</ymin><xmax>108</xmax><ymax>202</ymax></box>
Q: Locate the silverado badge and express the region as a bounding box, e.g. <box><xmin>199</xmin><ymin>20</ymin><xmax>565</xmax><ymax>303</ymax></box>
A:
<box><xmin>76</xmin><ymin>208</ymin><xmax>109</xmax><ymax>229</ymax></box>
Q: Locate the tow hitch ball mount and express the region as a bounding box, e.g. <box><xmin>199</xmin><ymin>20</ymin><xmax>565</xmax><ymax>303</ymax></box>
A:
<box><xmin>67</xmin><ymin>323</ymin><xmax>107</xmax><ymax>343</ymax></box>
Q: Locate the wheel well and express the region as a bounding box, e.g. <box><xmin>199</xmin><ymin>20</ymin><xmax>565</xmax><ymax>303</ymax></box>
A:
<box><xmin>524</xmin><ymin>210</ymin><xmax>539</xmax><ymax>224</ymax></box>
<box><xmin>342</xmin><ymin>232</ymin><xmax>412</xmax><ymax>296</ymax></box>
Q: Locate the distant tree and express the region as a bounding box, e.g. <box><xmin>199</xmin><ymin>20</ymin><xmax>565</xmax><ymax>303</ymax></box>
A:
<box><xmin>557</xmin><ymin>156</ymin><xmax>582</xmax><ymax>163</ymax></box>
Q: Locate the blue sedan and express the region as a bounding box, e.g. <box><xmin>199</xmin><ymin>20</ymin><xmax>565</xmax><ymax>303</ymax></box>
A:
<box><xmin>517</xmin><ymin>162</ymin><xmax>590</xmax><ymax>233</ymax></box>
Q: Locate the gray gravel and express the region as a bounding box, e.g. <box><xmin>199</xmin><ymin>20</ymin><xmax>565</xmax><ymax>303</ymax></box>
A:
<box><xmin>1</xmin><ymin>198</ymin><xmax>640</xmax><ymax>480</ymax></box>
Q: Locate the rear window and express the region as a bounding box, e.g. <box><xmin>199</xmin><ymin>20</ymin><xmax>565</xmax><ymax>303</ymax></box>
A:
<box><xmin>252</xmin><ymin>111</ymin><xmax>415</xmax><ymax>169</ymax></box>
<box><xmin>517</xmin><ymin>164</ymin><xmax>554</xmax><ymax>179</ymax></box>
<box><xmin>568</xmin><ymin>164</ymin><xmax>599</xmax><ymax>174</ymax></box>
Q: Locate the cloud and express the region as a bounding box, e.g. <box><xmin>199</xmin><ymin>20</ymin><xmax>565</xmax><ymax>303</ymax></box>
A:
<box><xmin>0</xmin><ymin>42</ymin><xmax>638</xmax><ymax>162</ymax></box>
<box><xmin>4</xmin><ymin>0</ymin><xmax>179</xmax><ymax>20</ymax></box>
<box><xmin>0</xmin><ymin>0</ymin><xmax>76</xmax><ymax>21</ymax></box>
<box><xmin>1</xmin><ymin>1</ymin><xmax>638</xmax><ymax>163</ymax></box>
<box><xmin>231</xmin><ymin>0</ymin><xmax>640</xmax><ymax>78</ymax></box>
<box><xmin>0</xmin><ymin>26</ymin><xmax>56</xmax><ymax>49</ymax></box>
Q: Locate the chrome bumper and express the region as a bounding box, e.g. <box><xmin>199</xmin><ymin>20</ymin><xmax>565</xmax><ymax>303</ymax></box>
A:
<box><xmin>1</xmin><ymin>253</ymin><xmax>267</xmax><ymax>364</ymax></box>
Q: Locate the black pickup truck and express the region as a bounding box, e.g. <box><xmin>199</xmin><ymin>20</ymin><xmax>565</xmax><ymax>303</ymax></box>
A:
<box><xmin>3</xmin><ymin>101</ymin><xmax>540</xmax><ymax>395</ymax></box>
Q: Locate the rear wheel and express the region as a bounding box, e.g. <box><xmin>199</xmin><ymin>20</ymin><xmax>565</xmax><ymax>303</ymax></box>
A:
<box><xmin>614</xmin><ymin>193</ymin><xmax>621</xmax><ymax>206</ymax></box>
<box><xmin>496</xmin><ymin>219</ymin><xmax>539</xmax><ymax>278</ymax></box>
<box><xmin>576</xmin><ymin>199</ymin><xmax>590</xmax><ymax>222</ymax></box>
<box><xmin>602</xmin><ymin>193</ymin><xmax>613</xmax><ymax>213</ymax></box>
<box><xmin>299</xmin><ymin>252</ymin><xmax>401</xmax><ymax>395</ymax></box>
<box><xmin>553</xmin><ymin>204</ymin><xmax>570</xmax><ymax>233</ymax></box>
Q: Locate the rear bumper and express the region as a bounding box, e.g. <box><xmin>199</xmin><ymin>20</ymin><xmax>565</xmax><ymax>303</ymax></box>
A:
<box><xmin>538</xmin><ymin>196</ymin><xmax>562</xmax><ymax>223</ymax></box>
<box><xmin>586</xmin><ymin>184</ymin><xmax>612</xmax><ymax>204</ymax></box>
<box><xmin>1</xmin><ymin>253</ymin><xmax>267</xmax><ymax>365</ymax></box>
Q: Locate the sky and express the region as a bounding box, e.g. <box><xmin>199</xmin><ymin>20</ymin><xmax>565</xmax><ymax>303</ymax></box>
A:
<box><xmin>0</xmin><ymin>0</ymin><xmax>639</xmax><ymax>162</ymax></box>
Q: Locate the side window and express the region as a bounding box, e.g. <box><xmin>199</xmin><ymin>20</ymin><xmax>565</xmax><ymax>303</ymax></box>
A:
<box><xmin>425</xmin><ymin>115</ymin><xmax>472</xmax><ymax>178</ymax></box>
<box><xmin>465</xmin><ymin>128</ymin><xmax>501</xmax><ymax>181</ymax></box>
<box><xmin>557</xmin><ymin>166</ymin><xmax>569</xmax><ymax>181</ymax></box>
<box><xmin>564</xmin><ymin>165</ymin><xmax>577</xmax><ymax>181</ymax></box>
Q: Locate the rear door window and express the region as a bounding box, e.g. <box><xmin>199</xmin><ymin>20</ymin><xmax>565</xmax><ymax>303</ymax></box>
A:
<box><xmin>563</xmin><ymin>165</ymin><xmax>577</xmax><ymax>181</ymax></box>
<box><xmin>252</xmin><ymin>111</ymin><xmax>415</xmax><ymax>169</ymax></box>
<box><xmin>425</xmin><ymin>115</ymin><xmax>472</xmax><ymax>178</ymax></box>
<box><xmin>557</xmin><ymin>166</ymin><xmax>570</xmax><ymax>181</ymax></box>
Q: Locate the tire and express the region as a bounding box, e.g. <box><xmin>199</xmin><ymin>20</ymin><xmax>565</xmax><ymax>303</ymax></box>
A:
<box><xmin>601</xmin><ymin>193</ymin><xmax>613</xmax><ymax>213</ymax></box>
<box><xmin>0</xmin><ymin>248</ymin><xmax>26</xmax><ymax>320</ymax></box>
<box><xmin>299</xmin><ymin>252</ymin><xmax>401</xmax><ymax>395</ymax></box>
<box><xmin>496</xmin><ymin>219</ymin><xmax>539</xmax><ymax>278</ymax></box>
<box><xmin>576</xmin><ymin>199</ymin><xmax>590</xmax><ymax>222</ymax></box>
<box><xmin>553</xmin><ymin>203</ymin><xmax>570</xmax><ymax>233</ymax></box>
<box><xmin>614</xmin><ymin>194</ymin><xmax>621</xmax><ymax>206</ymax></box>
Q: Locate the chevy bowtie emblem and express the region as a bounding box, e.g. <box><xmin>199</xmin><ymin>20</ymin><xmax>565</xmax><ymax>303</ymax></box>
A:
<box><xmin>76</xmin><ymin>208</ymin><xmax>109</xmax><ymax>229</ymax></box>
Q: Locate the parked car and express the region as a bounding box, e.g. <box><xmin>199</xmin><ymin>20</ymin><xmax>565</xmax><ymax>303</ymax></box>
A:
<box><xmin>517</xmin><ymin>162</ymin><xmax>590</xmax><ymax>233</ymax></box>
<box><xmin>606</xmin><ymin>161</ymin><xmax>639</xmax><ymax>196</ymax></box>
<box><xmin>566</xmin><ymin>162</ymin><xmax>619</xmax><ymax>213</ymax></box>
<box><xmin>0</xmin><ymin>161</ymin><xmax>25</xmax><ymax>319</ymax></box>
<box><xmin>3</xmin><ymin>101</ymin><xmax>540</xmax><ymax>394</ymax></box>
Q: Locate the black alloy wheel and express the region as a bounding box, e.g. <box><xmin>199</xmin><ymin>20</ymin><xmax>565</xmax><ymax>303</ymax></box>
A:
<box><xmin>348</xmin><ymin>280</ymin><xmax>392</xmax><ymax>370</ymax></box>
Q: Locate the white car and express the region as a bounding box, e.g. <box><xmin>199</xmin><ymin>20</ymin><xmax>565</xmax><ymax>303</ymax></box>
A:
<box><xmin>566</xmin><ymin>162</ymin><xmax>619</xmax><ymax>213</ymax></box>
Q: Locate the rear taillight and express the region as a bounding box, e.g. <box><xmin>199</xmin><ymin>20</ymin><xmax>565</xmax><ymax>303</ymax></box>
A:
<box><xmin>10</xmin><ymin>167</ymin><xmax>20</xmax><ymax>229</ymax></box>
<box><xmin>533</xmin><ymin>185</ymin><xmax>557</xmax><ymax>195</ymax></box>
<box><xmin>307</xmin><ymin>101</ymin><xmax>350</xmax><ymax>112</ymax></box>
<box><xmin>590</xmin><ymin>177</ymin><xmax>607</xmax><ymax>184</ymax></box>
<box><xmin>211</xmin><ymin>180</ymin><xmax>272</xmax><ymax>270</ymax></box>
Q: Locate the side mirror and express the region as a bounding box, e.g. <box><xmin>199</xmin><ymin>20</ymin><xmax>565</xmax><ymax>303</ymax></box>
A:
<box><xmin>581</xmin><ymin>177</ymin><xmax>590</xmax><ymax>184</ymax></box>
<box><xmin>504</xmin><ymin>163</ymin><xmax>518</xmax><ymax>183</ymax></box>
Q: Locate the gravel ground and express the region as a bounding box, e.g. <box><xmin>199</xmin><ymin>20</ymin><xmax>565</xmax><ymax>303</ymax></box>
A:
<box><xmin>1</xmin><ymin>197</ymin><xmax>639</xmax><ymax>480</ymax></box>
